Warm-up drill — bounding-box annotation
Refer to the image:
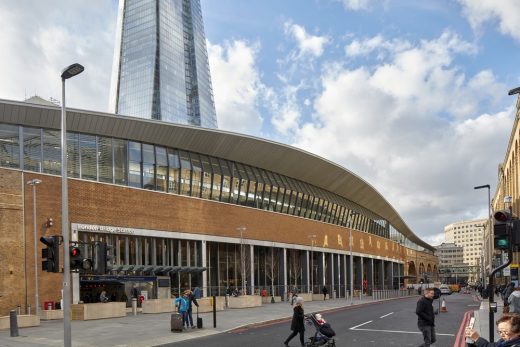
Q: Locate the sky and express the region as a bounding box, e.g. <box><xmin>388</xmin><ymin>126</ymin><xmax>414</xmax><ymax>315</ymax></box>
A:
<box><xmin>1</xmin><ymin>0</ymin><xmax>520</xmax><ymax>246</ymax></box>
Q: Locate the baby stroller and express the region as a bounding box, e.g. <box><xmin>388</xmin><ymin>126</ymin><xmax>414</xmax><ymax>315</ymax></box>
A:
<box><xmin>304</xmin><ymin>313</ymin><xmax>336</xmax><ymax>346</ymax></box>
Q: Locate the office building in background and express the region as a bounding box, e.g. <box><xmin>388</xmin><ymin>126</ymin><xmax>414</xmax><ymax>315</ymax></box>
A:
<box><xmin>109</xmin><ymin>0</ymin><xmax>218</xmax><ymax>128</ymax></box>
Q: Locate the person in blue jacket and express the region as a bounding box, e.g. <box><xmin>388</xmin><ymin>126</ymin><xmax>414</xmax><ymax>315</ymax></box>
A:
<box><xmin>174</xmin><ymin>292</ymin><xmax>190</xmax><ymax>329</ymax></box>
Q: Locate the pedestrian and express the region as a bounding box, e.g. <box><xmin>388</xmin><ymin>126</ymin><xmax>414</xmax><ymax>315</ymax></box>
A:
<box><xmin>100</xmin><ymin>290</ymin><xmax>109</xmax><ymax>303</ymax></box>
<box><xmin>174</xmin><ymin>292</ymin><xmax>190</xmax><ymax>329</ymax></box>
<box><xmin>131</xmin><ymin>284</ymin><xmax>140</xmax><ymax>299</ymax></box>
<box><xmin>283</xmin><ymin>297</ymin><xmax>305</xmax><ymax>347</ymax></box>
<box><xmin>465</xmin><ymin>314</ymin><xmax>520</xmax><ymax>346</ymax></box>
<box><xmin>186</xmin><ymin>290</ymin><xmax>199</xmax><ymax>329</ymax></box>
<box><xmin>509</xmin><ymin>289</ymin><xmax>520</xmax><ymax>314</ymax></box>
<box><xmin>416</xmin><ymin>287</ymin><xmax>436</xmax><ymax>347</ymax></box>
<box><xmin>505</xmin><ymin>283</ymin><xmax>516</xmax><ymax>312</ymax></box>
<box><xmin>322</xmin><ymin>286</ymin><xmax>328</xmax><ymax>300</ymax></box>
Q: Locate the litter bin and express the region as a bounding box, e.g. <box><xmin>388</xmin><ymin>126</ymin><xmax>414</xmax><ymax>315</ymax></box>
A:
<box><xmin>44</xmin><ymin>301</ymin><xmax>54</xmax><ymax>310</ymax></box>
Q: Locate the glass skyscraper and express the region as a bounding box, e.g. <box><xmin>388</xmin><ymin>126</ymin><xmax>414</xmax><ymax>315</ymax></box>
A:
<box><xmin>109</xmin><ymin>0</ymin><xmax>218</xmax><ymax>128</ymax></box>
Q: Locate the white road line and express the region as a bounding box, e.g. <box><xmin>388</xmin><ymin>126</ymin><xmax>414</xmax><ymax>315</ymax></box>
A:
<box><xmin>379</xmin><ymin>312</ymin><xmax>394</xmax><ymax>318</ymax></box>
<box><xmin>350</xmin><ymin>320</ymin><xmax>373</xmax><ymax>330</ymax></box>
<box><xmin>351</xmin><ymin>328</ymin><xmax>454</xmax><ymax>336</ymax></box>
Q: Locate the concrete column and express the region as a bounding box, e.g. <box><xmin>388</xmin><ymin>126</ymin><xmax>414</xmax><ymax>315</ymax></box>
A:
<box><xmin>202</xmin><ymin>240</ymin><xmax>207</xmax><ymax>297</ymax></box>
<box><xmin>250</xmin><ymin>245</ymin><xmax>255</xmax><ymax>295</ymax></box>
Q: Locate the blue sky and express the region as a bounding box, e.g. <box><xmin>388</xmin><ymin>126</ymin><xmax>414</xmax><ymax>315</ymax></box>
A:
<box><xmin>1</xmin><ymin>0</ymin><xmax>520</xmax><ymax>245</ymax></box>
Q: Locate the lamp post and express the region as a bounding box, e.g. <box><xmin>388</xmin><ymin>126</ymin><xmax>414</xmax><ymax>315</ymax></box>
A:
<box><xmin>237</xmin><ymin>226</ymin><xmax>247</xmax><ymax>295</ymax></box>
<box><xmin>61</xmin><ymin>63</ymin><xmax>84</xmax><ymax>347</ymax></box>
<box><xmin>308</xmin><ymin>234</ymin><xmax>316</xmax><ymax>293</ymax></box>
<box><xmin>27</xmin><ymin>178</ymin><xmax>42</xmax><ymax>315</ymax></box>
<box><xmin>348</xmin><ymin>211</ymin><xmax>359</xmax><ymax>305</ymax></box>
<box><xmin>474</xmin><ymin>185</ymin><xmax>491</xmax><ymax>288</ymax></box>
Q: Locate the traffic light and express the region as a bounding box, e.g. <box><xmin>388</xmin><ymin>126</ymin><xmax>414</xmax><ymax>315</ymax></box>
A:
<box><xmin>40</xmin><ymin>235</ymin><xmax>60</xmax><ymax>272</ymax></box>
<box><xmin>45</xmin><ymin>217</ymin><xmax>53</xmax><ymax>228</ymax></box>
<box><xmin>70</xmin><ymin>243</ymin><xmax>92</xmax><ymax>271</ymax></box>
<box><xmin>93</xmin><ymin>241</ymin><xmax>113</xmax><ymax>275</ymax></box>
<box><xmin>494</xmin><ymin>210</ymin><xmax>512</xmax><ymax>250</ymax></box>
<box><xmin>512</xmin><ymin>220</ymin><xmax>520</xmax><ymax>247</ymax></box>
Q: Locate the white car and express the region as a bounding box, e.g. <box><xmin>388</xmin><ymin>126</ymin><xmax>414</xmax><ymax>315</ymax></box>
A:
<box><xmin>439</xmin><ymin>285</ymin><xmax>452</xmax><ymax>295</ymax></box>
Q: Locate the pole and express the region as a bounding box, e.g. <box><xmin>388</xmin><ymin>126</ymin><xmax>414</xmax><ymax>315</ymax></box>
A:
<box><xmin>61</xmin><ymin>78</ymin><xmax>72</xmax><ymax>347</ymax></box>
<box><xmin>349</xmin><ymin>227</ymin><xmax>353</xmax><ymax>305</ymax></box>
<box><xmin>487</xmin><ymin>187</ymin><xmax>491</xmax><ymax>288</ymax></box>
<box><xmin>32</xmin><ymin>183</ymin><xmax>39</xmax><ymax>316</ymax></box>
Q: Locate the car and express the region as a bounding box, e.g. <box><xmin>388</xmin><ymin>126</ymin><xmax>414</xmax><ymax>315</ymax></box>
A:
<box><xmin>439</xmin><ymin>284</ymin><xmax>452</xmax><ymax>295</ymax></box>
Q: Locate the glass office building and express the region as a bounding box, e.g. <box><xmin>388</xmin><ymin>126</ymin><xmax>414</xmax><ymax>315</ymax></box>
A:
<box><xmin>110</xmin><ymin>0</ymin><xmax>218</xmax><ymax>128</ymax></box>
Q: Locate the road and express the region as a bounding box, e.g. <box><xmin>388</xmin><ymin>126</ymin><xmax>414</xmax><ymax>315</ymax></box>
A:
<box><xmin>163</xmin><ymin>293</ymin><xmax>479</xmax><ymax>347</ymax></box>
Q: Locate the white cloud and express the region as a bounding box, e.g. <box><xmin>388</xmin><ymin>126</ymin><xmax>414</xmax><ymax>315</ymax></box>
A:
<box><xmin>290</xmin><ymin>31</ymin><xmax>510</xmax><ymax>240</ymax></box>
<box><xmin>284</xmin><ymin>22</ymin><xmax>329</xmax><ymax>58</ymax></box>
<box><xmin>0</xmin><ymin>0</ymin><xmax>116</xmax><ymax>111</ymax></box>
<box><xmin>340</xmin><ymin>0</ymin><xmax>373</xmax><ymax>11</ymax></box>
<box><xmin>458</xmin><ymin>0</ymin><xmax>520</xmax><ymax>42</ymax></box>
<box><xmin>207</xmin><ymin>40</ymin><xmax>265</xmax><ymax>135</ymax></box>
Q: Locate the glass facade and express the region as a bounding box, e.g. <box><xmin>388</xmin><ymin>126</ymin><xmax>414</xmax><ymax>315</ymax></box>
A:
<box><xmin>0</xmin><ymin>122</ymin><xmax>430</xmax><ymax>251</ymax></box>
<box><xmin>112</xmin><ymin>0</ymin><xmax>217</xmax><ymax>128</ymax></box>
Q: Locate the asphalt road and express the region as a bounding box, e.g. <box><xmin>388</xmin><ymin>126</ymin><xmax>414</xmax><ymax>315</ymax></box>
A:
<box><xmin>163</xmin><ymin>293</ymin><xmax>479</xmax><ymax>347</ymax></box>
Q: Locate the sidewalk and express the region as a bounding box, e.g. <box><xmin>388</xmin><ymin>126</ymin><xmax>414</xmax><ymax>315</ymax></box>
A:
<box><xmin>472</xmin><ymin>294</ymin><xmax>503</xmax><ymax>343</ymax></box>
<box><xmin>0</xmin><ymin>295</ymin><xmax>407</xmax><ymax>347</ymax></box>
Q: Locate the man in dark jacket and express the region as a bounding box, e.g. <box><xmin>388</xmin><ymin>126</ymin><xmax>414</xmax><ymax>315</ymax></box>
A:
<box><xmin>416</xmin><ymin>287</ymin><xmax>436</xmax><ymax>347</ymax></box>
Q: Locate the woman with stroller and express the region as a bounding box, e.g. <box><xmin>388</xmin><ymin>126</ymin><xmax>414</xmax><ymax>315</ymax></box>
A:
<box><xmin>284</xmin><ymin>297</ymin><xmax>305</xmax><ymax>346</ymax></box>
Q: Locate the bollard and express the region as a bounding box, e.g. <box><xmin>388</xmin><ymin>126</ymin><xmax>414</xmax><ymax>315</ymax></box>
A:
<box><xmin>16</xmin><ymin>305</ymin><xmax>21</xmax><ymax>316</ymax></box>
<box><xmin>26</xmin><ymin>304</ymin><xmax>31</xmax><ymax>315</ymax></box>
<box><xmin>10</xmin><ymin>310</ymin><xmax>19</xmax><ymax>337</ymax></box>
<box><xmin>132</xmin><ymin>298</ymin><xmax>137</xmax><ymax>316</ymax></box>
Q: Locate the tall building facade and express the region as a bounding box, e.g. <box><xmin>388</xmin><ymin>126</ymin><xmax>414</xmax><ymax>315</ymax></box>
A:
<box><xmin>444</xmin><ymin>219</ymin><xmax>486</xmax><ymax>266</ymax></box>
<box><xmin>109</xmin><ymin>0</ymin><xmax>218</xmax><ymax>128</ymax></box>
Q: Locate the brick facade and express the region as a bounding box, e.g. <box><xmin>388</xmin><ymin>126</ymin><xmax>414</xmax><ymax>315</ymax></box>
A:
<box><xmin>0</xmin><ymin>168</ymin><xmax>436</xmax><ymax>316</ymax></box>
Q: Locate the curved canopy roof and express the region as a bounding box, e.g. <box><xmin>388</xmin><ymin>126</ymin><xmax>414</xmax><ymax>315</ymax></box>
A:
<box><xmin>0</xmin><ymin>99</ymin><xmax>434</xmax><ymax>251</ymax></box>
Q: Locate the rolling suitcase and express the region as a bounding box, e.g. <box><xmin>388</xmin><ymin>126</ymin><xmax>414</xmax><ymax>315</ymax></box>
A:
<box><xmin>196</xmin><ymin>307</ymin><xmax>203</xmax><ymax>329</ymax></box>
<box><xmin>171</xmin><ymin>312</ymin><xmax>183</xmax><ymax>332</ymax></box>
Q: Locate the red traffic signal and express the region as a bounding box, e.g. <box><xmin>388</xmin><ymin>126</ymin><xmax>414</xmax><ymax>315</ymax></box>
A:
<box><xmin>70</xmin><ymin>246</ymin><xmax>80</xmax><ymax>258</ymax></box>
<box><xmin>494</xmin><ymin>210</ymin><xmax>512</xmax><ymax>222</ymax></box>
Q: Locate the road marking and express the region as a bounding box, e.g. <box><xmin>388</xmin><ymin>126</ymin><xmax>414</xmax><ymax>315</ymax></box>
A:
<box><xmin>380</xmin><ymin>312</ymin><xmax>394</xmax><ymax>318</ymax></box>
<box><xmin>350</xmin><ymin>320</ymin><xmax>372</xmax><ymax>330</ymax></box>
<box><xmin>351</xmin><ymin>328</ymin><xmax>454</xmax><ymax>336</ymax></box>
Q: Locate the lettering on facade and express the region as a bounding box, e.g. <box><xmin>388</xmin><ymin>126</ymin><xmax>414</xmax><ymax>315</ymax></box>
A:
<box><xmin>360</xmin><ymin>239</ymin><xmax>364</xmax><ymax>249</ymax></box>
<box><xmin>368</xmin><ymin>236</ymin><xmax>372</xmax><ymax>247</ymax></box>
<box><xmin>322</xmin><ymin>235</ymin><xmax>329</xmax><ymax>248</ymax></box>
<box><xmin>337</xmin><ymin>234</ymin><xmax>343</xmax><ymax>247</ymax></box>
<box><xmin>376</xmin><ymin>240</ymin><xmax>380</xmax><ymax>249</ymax></box>
<box><xmin>385</xmin><ymin>242</ymin><xmax>388</xmax><ymax>251</ymax></box>
<box><xmin>77</xmin><ymin>224</ymin><xmax>135</xmax><ymax>235</ymax></box>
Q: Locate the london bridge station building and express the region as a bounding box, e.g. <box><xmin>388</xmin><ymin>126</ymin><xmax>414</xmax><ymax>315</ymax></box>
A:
<box><xmin>0</xmin><ymin>98</ymin><xmax>437</xmax><ymax>315</ymax></box>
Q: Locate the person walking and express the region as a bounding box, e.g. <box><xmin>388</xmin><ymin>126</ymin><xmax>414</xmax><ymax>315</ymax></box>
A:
<box><xmin>416</xmin><ymin>287</ymin><xmax>436</xmax><ymax>347</ymax></box>
<box><xmin>284</xmin><ymin>297</ymin><xmax>305</xmax><ymax>346</ymax></box>
<box><xmin>505</xmin><ymin>283</ymin><xmax>516</xmax><ymax>312</ymax></box>
<box><xmin>174</xmin><ymin>292</ymin><xmax>190</xmax><ymax>329</ymax></box>
<box><xmin>186</xmin><ymin>290</ymin><xmax>199</xmax><ymax>328</ymax></box>
<box><xmin>465</xmin><ymin>314</ymin><xmax>520</xmax><ymax>346</ymax></box>
<box><xmin>322</xmin><ymin>286</ymin><xmax>328</xmax><ymax>300</ymax></box>
<box><xmin>509</xmin><ymin>288</ymin><xmax>520</xmax><ymax>314</ymax></box>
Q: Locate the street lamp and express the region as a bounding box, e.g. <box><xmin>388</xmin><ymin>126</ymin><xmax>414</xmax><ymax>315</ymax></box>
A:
<box><xmin>308</xmin><ymin>234</ymin><xmax>316</xmax><ymax>293</ymax></box>
<box><xmin>27</xmin><ymin>178</ymin><xmax>42</xmax><ymax>315</ymax></box>
<box><xmin>348</xmin><ymin>211</ymin><xmax>359</xmax><ymax>305</ymax></box>
<box><xmin>61</xmin><ymin>63</ymin><xmax>84</xmax><ymax>347</ymax></box>
<box><xmin>474</xmin><ymin>185</ymin><xmax>491</xmax><ymax>288</ymax></box>
<box><xmin>237</xmin><ymin>226</ymin><xmax>247</xmax><ymax>295</ymax></box>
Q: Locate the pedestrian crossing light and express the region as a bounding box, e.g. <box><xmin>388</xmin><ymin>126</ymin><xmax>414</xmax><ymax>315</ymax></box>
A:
<box><xmin>494</xmin><ymin>210</ymin><xmax>512</xmax><ymax>250</ymax></box>
<box><xmin>70</xmin><ymin>243</ymin><xmax>92</xmax><ymax>271</ymax></box>
<box><xmin>40</xmin><ymin>235</ymin><xmax>60</xmax><ymax>272</ymax></box>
